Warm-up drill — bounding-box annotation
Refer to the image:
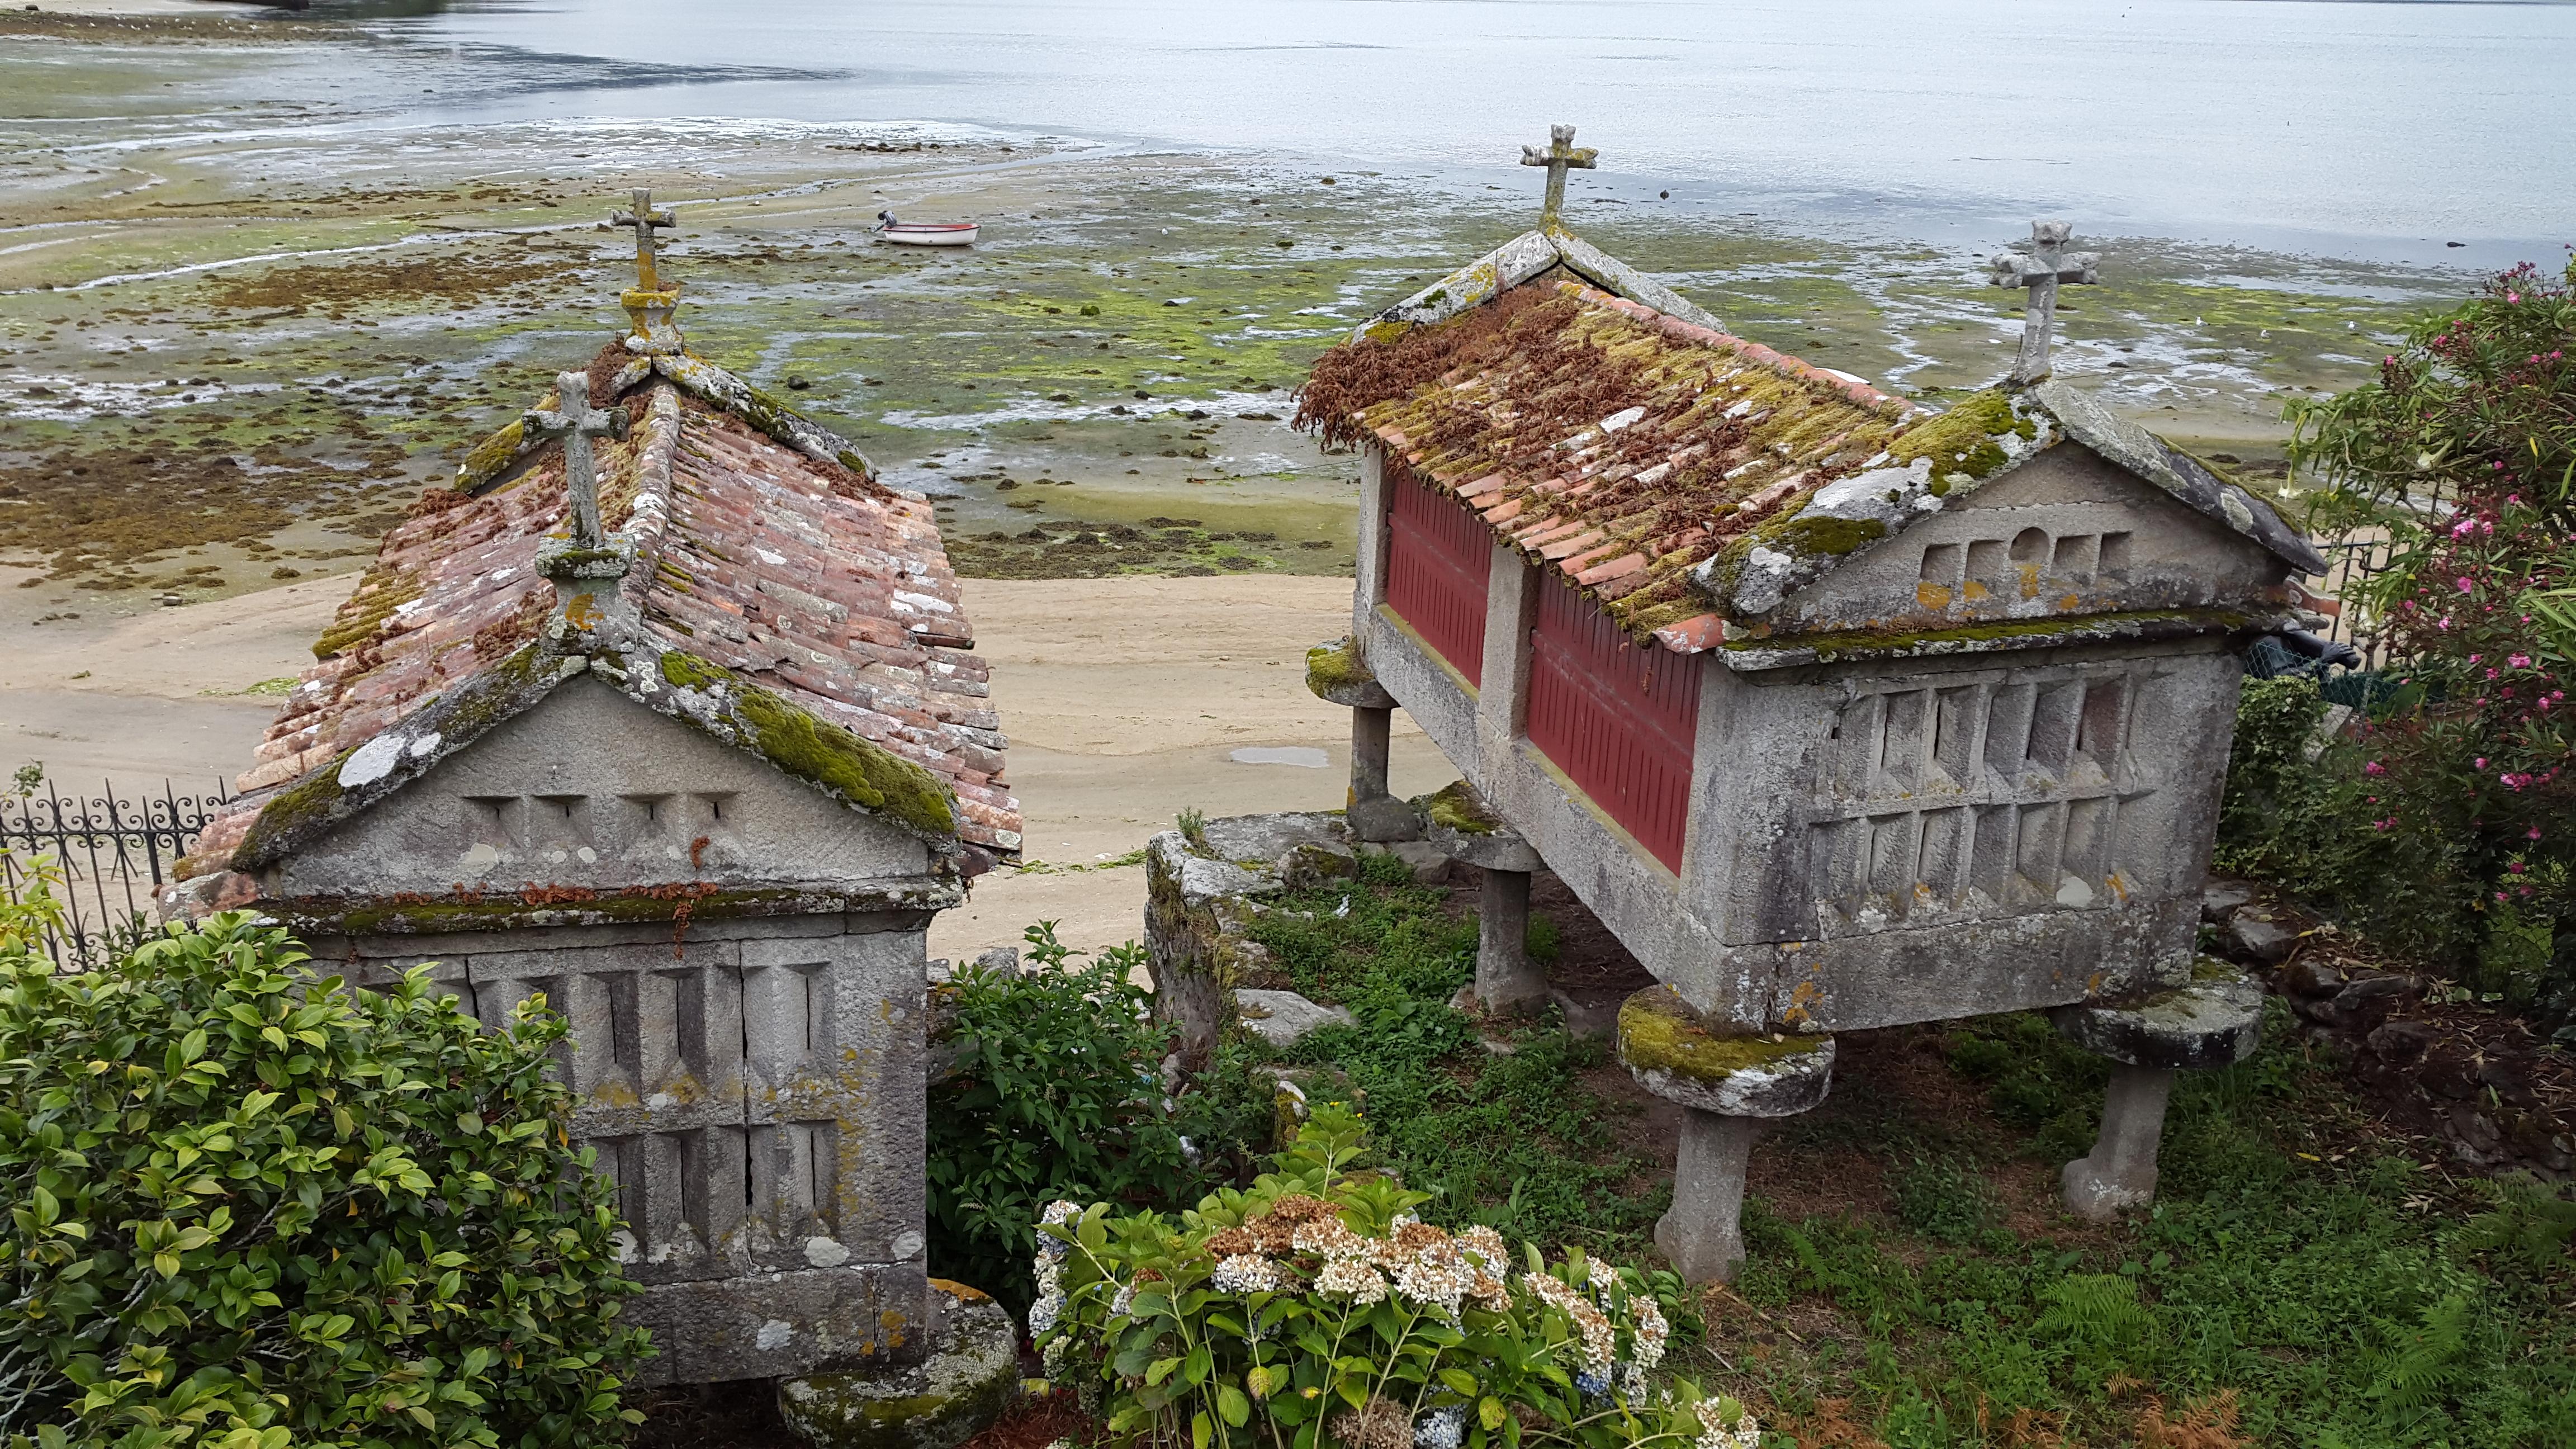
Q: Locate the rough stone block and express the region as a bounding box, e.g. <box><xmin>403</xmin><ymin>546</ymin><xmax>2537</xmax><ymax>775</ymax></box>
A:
<box><xmin>2219</xmin><ymin>906</ymin><xmax>2302</xmax><ymax>965</ymax></box>
<box><xmin>1618</xmin><ymin>985</ymin><xmax>1835</xmax><ymax>1116</ymax></box>
<box><xmin>2199</xmin><ymin>878</ymin><xmax>2256</xmax><ymax>924</ymax></box>
<box><xmin>776</xmin><ymin>1278</ymin><xmax>1017</xmax><ymax>1449</ymax></box>
<box><xmin>2048</xmin><ymin>963</ymin><xmax>2262</xmax><ymax>1071</ymax></box>
<box><xmin>629</xmin><ymin>1261</ymin><xmax>929</xmax><ymax>1387</ymax></box>
<box><xmin>1144</xmin><ymin>813</ymin><xmax>1355</xmax><ymax>1064</ymax></box>
<box><xmin>1347</xmin><ymin>793</ymin><xmax>1426</xmax><ymax>842</ymax></box>
<box><xmin>1235</xmin><ymin>988</ymin><xmax>1354</xmax><ymax>1049</ymax></box>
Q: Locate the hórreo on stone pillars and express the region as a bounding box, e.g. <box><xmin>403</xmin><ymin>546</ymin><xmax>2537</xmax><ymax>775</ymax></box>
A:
<box><xmin>164</xmin><ymin>198</ymin><xmax>1025</xmax><ymax>1403</ymax></box>
<box><xmin>1296</xmin><ymin>138</ymin><xmax>2329</xmax><ymax>1282</ymax></box>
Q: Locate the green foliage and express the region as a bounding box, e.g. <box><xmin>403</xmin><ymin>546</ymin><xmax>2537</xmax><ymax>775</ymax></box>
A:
<box><xmin>926</xmin><ymin>923</ymin><xmax>1209</xmax><ymax>1314</ymax></box>
<box><xmin>1729</xmin><ymin>1012</ymin><xmax>2576</xmax><ymax>1446</ymax></box>
<box><xmin>1247</xmin><ymin>863</ymin><xmax>1662</xmax><ymax>1254</ymax></box>
<box><xmin>1033</xmin><ymin>1104</ymin><xmax>1752</xmax><ymax>1449</ymax></box>
<box><xmin>2461</xmin><ymin>1173</ymin><xmax>2576</xmax><ymax>1275</ymax></box>
<box><xmin>2274</xmin><ymin>257</ymin><xmax>2576</xmax><ymax>1012</ymax></box>
<box><xmin>1177</xmin><ymin>809</ymin><xmax>1210</xmax><ymax>853</ymax></box>
<box><xmin>0</xmin><ymin>913</ymin><xmax>644</xmax><ymax>1449</ymax></box>
<box><xmin>1889</xmin><ymin>1155</ymin><xmax>1997</xmax><ymax>1248</ymax></box>
<box><xmin>2213</xmin><ymin>675</ymin><xmax>2333</xmax><ymax>878</ymax></box>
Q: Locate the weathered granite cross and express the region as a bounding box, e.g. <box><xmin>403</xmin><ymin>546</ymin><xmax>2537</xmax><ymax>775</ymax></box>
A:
<box><xmin>1988</xmin><ymin>220</ymin><xmax>2099</xmax><ymax>386</ymax></box>
<box><xmin>522</xmin><ymin>370</ymin><xmax>628</xmax><ymax>548</ymax></box>
<box><xmin>1521</xmin><ymin>124</ymin><xmax>1598</xmax><ymax>227</ymax></box>
<box><xmin>612</xmin><ymin>187</ymin><xmax>677</xmax><ymax>292</ymax></box>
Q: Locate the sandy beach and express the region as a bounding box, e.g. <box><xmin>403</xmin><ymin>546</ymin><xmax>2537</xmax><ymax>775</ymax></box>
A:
<box><xmin>2</xmin><ymin>572</ymin><xmax>1452</xmax><ymax>959</ymax></box>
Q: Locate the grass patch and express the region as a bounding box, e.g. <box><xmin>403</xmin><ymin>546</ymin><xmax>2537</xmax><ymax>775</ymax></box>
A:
<box><xmin>1715</xmin><ymin>1002</ymin><xmax>2576</xmax><ymax>1446</ymax></box>
<box><xmin>1234</xmin><ymin>850</ymin><xmax>1665</xmax><ymax>1256</ymax></box>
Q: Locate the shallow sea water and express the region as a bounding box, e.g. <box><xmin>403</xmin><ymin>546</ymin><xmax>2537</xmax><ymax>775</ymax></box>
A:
<box><xmin>380</xmin><ymin>0</ymin><xmax>2576</xmax><ymax>266</ymax></box>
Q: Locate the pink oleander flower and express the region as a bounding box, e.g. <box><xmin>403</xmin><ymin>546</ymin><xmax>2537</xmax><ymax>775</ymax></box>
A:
<box><xmin>2510</xmin><ymin>654</ymin><xmax>2532</xmax><ymax>669</ymax></box>
<box><xmin>2364</xmin><ymin>760</ymin><xmax>2386</xmax><ymax>775</ymax></box>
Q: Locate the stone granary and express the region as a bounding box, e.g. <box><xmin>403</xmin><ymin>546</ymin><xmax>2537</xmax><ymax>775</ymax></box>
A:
<box><xmin>1293</xmin><ymin>129</ymin><xmax>2322</xmax><ymax>1279</ymax></box>
<box><xmin>166</xmin><ymin>198</ymin><xmax>1022</xmax><ymax>1390</ymax></box>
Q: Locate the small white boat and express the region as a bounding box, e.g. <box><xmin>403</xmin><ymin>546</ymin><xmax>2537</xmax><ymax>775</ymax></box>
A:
<box><xmin>875</xmin><ymin>211</ymin><xmax>978</xmax><ymax>247</ymax></box>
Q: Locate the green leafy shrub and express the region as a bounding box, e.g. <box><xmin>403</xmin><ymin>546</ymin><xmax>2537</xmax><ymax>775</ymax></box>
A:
<box><xmin>0</xmin><ymin>911</ymin><xmax>644</xmax><ymax>1449</ymax></box>
<box><xmin>1033</xmin><ymin>1103</ymin><xmax>1755</xmax><ymax>1449</ymax></box>
<box><xmin>2282</xmin><ymin>256</ymin><xmax>2576</xmax><ymax>1007</ymax></box>
<box><xmin>926</xmin><ymin>924</ymin><xmax>1209</xmax><ymax>1313</ymax></box>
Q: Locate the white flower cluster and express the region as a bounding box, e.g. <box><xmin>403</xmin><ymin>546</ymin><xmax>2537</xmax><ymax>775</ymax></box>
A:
<box><xmin>1412</xmin><ymin>1405</ymin><xmax>1466</xmax><ymax>1449</ymax></box>
<box><xmin>1518</xmin><ymin>1271</ymin><xmax>1616</xmax><ymax>1375</ymax></box>
<box><xmin>1315</xmin><ymin>1253</ymin><xmax>1390</xmax><ymax>1304</ymax></box>
<box><xmin>1212</xmin><ymin>1252</ymin><xmax>1285</xmax><ymax>1294</ymax></box>
<box><xmin>1693</xmin><ymin>1398</ymin><xmax>1761</xmax><ymax>1449</ymax></box>
<box><xmin>1028</xmin><ymin>1199</ymin><xmax>1085</xmax><ymax>1341</ymax></box>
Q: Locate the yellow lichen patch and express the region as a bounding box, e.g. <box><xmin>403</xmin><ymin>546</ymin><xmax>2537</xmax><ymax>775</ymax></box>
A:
<box><xmin>1423</xmin><ymin>779</ymin><xmax>1498</xmax><ymax>836</ymax></box>
<box><xmin>1617</xmin><ymin>984</ymin><xmax>1813</xmax><ymax>1081</ymax></box>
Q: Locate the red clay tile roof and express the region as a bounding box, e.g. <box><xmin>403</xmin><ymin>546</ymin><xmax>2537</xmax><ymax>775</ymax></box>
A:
<box><xmin>1312</xmin><ymin>274</ymin><xmax>1923</xmax><ymax>647</ymax></box>
<box><xmin>192</xmin><ymin>354</ymin><xmax>1019</xmax><ymax>868</ymax></box>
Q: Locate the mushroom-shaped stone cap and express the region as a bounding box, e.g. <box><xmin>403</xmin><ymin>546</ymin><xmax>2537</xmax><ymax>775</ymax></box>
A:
<box><xmin>1422</xmin><ymin>780</ymin><xmax>1542</xmax><ymax>872</ymax></box>
<box><xmin>1617</xmin><ymin>984</ymin><xmax>1834</xmax><ymax>1117</ymax></box>
<box><xmin>2048</xmin><ymin>959</ymin><xmax>2264</xmax><ymax>1071</ymax></box>
<box><xmin>1306</xmin><ymin>637</ymin><xmax>1397</xmax><ymax>709</ymax></box>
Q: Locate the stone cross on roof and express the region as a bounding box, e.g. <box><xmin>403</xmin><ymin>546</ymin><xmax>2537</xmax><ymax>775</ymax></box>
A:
<box><xmin>522</xmin><ymin>370</ymin><xmax>628</xmax><ymax>551</ymax></box>
<box><xmin>1521</xmin><ymin>124</ymin><xmax>1598</xmax><ymax>228</ymax></box>
<box><xmin>1988</xmin><ymin>219</ymin><xmax>2100</xmax><ymax>386</ymax></box>
<box><xmin>612</xmin><ymin>187</ymin><xmax>677</xmax><ymax>292</ymax></box>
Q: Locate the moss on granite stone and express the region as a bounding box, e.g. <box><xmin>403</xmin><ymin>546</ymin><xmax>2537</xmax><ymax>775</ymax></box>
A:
<box><xmin>1304</xmin><ymin>637</ymin><xmax>1376</xmax><ymax>697</ymax></box>
<box><xmin>1423</xmin><ymin>779</ymin><xmax>1497</xmax><ymax>836</ymax></box>
<box><xmin>454</xmin><ymin>415</ymin><xmax>529</xmax><ymax>493</ymax></box>
<box><xmin>657</xmin><ymin>649</ymin><xmax>958</xmax><ymax>838</ymax></box>
<box><xmin>1617</xmin><ymin>984</ymin><xmax>1813</xmax><ymax>1082</ymax></box>
<box><xmin>1887</xmin><ymin>387</ymin><xmax>2033</xmax><ymax>484</ymax></box>
<box><xmin>1724</xmin><ymin>607</ymin><xmax>2250</xmax><ymax>665</ymax></box>
<box><xmin>228</xmin><ymin>746</ymin><xmax>357</xmax><ymax>869</ymax></box>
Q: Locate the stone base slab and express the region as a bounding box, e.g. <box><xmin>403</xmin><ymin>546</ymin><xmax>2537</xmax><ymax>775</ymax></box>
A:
<box><xmin>629</xmin><ymin>1261</ymin><xmax>927</xmax><ymax>1386</ymax></box>
<box><xmin>778</xmin><ymin>1278</ymin><xmax>1018</xmax><ymax>1449</ymax></box>
<box><xmin>1618</xmin><ymin>984</ymin><xmax>1835</xmax><ymax>1117</ymax></box>
<box><xmin>2050</xmin><ymin>960</ymin><xmax>2262</xmax><ymax>1070</ymax></box>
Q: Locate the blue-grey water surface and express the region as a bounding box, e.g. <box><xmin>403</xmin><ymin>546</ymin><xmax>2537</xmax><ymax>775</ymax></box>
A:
<box><xmin>367</xmin><ymin>0</ymin><xmax>2576</xmax><ymax>267</ymax></box>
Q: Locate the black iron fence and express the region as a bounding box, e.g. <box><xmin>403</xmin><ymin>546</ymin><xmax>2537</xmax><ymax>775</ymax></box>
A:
<box><xmin>1</xmin><ymin>777</ymin><xmax>231</xmax><ymax>968</ymax></box>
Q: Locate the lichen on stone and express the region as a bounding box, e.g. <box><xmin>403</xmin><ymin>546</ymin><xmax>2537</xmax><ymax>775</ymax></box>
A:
<box><xmin>1617</xmin><ymin>984</ymin><xmax>1812</xmax><ymax>1081</ymax></box>
<box><xmin>1422</xmin><ymin>780</ymin><xmax>1497</xmax><ymax>836</ymax></box>
<box><xmin>1304</xmin><ymin>637</ymin><xmax>1377</xmax><ymax>698</ymax></box>
<box><xmin>655</xmin><ymin>649</ymin><xmax>957</xmax><ymax>839</ymax></box>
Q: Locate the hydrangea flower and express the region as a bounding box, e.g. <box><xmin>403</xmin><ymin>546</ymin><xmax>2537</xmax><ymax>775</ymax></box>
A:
<box><xmin>1413</xmin><ymin>1405</ymin><xmax>1466</xmax><ymax>1449</ymax></box>
<box><xmin>1213</xmin><ymin>1253</ymin><xmax>1284</xmax><ymax>1294</ymax></box>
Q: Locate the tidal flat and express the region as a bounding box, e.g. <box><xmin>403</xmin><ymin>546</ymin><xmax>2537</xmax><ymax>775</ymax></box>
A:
<box><xmin>0</xmin><ymin>8</ymin><xmax>2486</xmax><ymax>623</ymax></box>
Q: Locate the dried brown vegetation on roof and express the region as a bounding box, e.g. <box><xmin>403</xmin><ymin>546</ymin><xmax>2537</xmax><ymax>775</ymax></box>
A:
<box><xmin>1301</xmin><ymin>277</ymin><xmax>1917</xmax><ymax>640</ymax></box>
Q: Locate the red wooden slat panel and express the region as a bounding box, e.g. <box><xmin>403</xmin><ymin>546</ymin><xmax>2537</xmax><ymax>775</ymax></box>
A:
<box><xmin>1384</xmin><ymin>468</ymin><xmax>1491</xmax><ymax>685</ymax></box>
<box><xmin>1527</xmin><ymin>579</ymin><xmax>1698</xmax><ymax>871</ymax></box>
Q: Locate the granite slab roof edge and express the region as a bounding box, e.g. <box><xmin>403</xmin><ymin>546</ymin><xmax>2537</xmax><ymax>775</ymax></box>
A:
<box><xmin>182</xmin><ymin>331</ymin><xmax>1022</xmax><ymax>888</ymax></box>
<box><xmin>1322</xmin><ymin>227</ymin><xmax>2322</xmax><ymax>659</ymax></box>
